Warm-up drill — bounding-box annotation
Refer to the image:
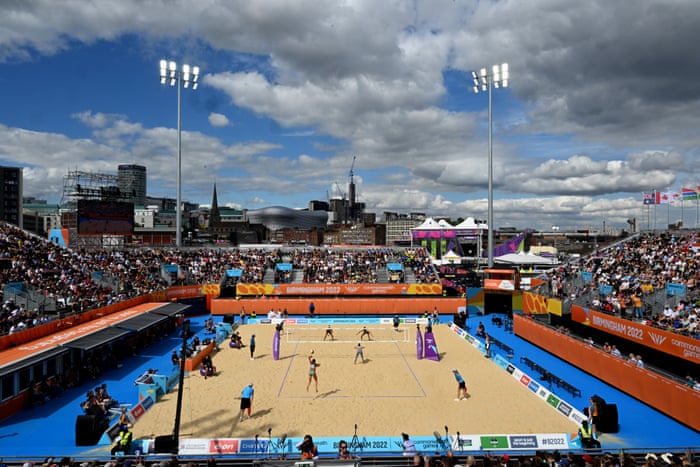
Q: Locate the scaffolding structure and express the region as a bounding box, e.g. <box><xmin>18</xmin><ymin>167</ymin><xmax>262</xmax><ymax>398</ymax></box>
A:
<box><xmin>61</xmin><ymin>170</ymin><xmax>132</xmax><ymax>249</ymax></box>
<box><xmin>61</xmin><ymin>170</ymin><xmax>127</xmax><ymax>207</ymax></box>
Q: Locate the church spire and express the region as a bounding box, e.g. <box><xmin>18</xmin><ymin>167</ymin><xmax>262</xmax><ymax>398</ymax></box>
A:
<box><xmin>211</xmin><ymin>182</ymin><xmax>219</xmax><ymax>212</ymax></box>
<box><xmin>210</xmin><ymin>182</ymin><xmax>220</xmax><ymax>226</ymax></box>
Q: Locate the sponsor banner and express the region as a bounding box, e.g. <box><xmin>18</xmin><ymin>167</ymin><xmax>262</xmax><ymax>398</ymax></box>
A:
<box><xmin>273</xmin><ymin>329</ymin><xmax>280</xmax><ymax>360</ymax></box>
<box><xmin>503</xmin><ymin>360</ymin><xmax>586</xmax><ymax>426</ymax></box>
<box><xmin>235</xmin><ymin>283</ymin><xmax>443</xmax><ymax>296</ymax></box>
<box><xmin>149</xmin><ymin>433</ymin><xmax>576</xmax><ymax>455</ymax></box>
<box><xmin>449</xmin><ymin>434</ymin><xmax>481</xmax><ymax>451</ymax></box>
<box><xmin>572</xmin><ymin>305</ymin><xmax>700</xmax><ymax>364</ymax></box>
<box><xmin>220</xmin><ymin>440</ymin><xmax>247</xmax><ymax>455</ymax></box>
<box><xmin>416</xmin><ymin>327</ymin><xmax>423</xmax><ymax>360</ymax></box>
<box><xmin>178</xmin><ymin>438</ymin><xmax>217</xmax><ymax>455</ymax></box>
<box><xmin>254</xmin><ymin>318</ymin><xmax>389</xmax><ymax>325</ymax></box>
<box><xmin>508</xmin><ymin>434</ymin><xmax>538</xmax><ymax>450</ymax></box>
<box><xmin>536</xmin><ymin>434</ymin><xmax>570</xmax><ymax>450</ymax></box>
<box><xmin>448</xmin><ymin>322</ymin><xmax>480</xmax><ymax>348</ymax></box>
<box><xmin>481</xmin><ymin>435</ymin><xmax>509</xmax><ymax>449</ymax></box>
<box><xmin>164</xmin><ymin>285</ymin><xmax>203</xmax><ymax>299</ymax></box>
<box><xmin>484</xmin><ymin>279</ymin><xmax>515</xmax><ymax>291</ymax></box>
<box><xmin>379</xmin><ymin>317</ymin><xmax>424</xmax><ymax>325</ymax></box>
<box><xmin>238</xmin><ymin>437</ymin><xmax>270</xmax><ymax>454</ymax></box>
<box><xmin>423</xmin><ymin>331</ymin><xmax>440</xmax><ymax>361</ymax></box>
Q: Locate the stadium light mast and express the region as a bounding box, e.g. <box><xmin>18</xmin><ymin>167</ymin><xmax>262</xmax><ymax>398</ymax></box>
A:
<box><xmin>160</xmin><ymin>60</ymin><xmax>200</xmax><ymax>248</ymax></box>
<box><xmin>472</xmin><ymin>63</ymin><xmax>509</xmax><ymax>269</ymax></box>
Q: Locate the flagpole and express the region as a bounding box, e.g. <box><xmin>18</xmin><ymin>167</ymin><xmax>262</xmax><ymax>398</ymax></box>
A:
<box><xmin>681</xmin><ymin>196</ymin><xmax>684</xmax><ymax>227</ymax></box>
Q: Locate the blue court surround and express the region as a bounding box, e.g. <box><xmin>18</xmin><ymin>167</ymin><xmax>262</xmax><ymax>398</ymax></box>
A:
<box><xmin>0</xmin><ymin>314</ymin><xmax>697</xmax><ymax>459</ymax></box>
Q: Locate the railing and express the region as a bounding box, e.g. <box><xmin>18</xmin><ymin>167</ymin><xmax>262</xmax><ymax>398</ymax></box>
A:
<box><xmin>0</xmin><ymin>449</ymin><xmax>696</xmax><ymax>467</ymax></box>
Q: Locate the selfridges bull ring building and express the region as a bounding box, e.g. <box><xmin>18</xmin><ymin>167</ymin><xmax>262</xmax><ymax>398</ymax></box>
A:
<box><xmin>246</xmin><ymin>206</ymin><xmax>329</xmax><ymax>231</ymax></box>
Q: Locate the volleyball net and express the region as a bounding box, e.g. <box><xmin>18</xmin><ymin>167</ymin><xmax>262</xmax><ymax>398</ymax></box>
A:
<box><xmin>284</xmin><ymin>326</ymin><xmax>410</xmax><ymax>343</ymax></box>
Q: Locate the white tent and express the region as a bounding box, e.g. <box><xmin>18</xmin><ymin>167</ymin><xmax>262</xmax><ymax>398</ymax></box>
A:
<box><xmin>414</xmin><ymin>217</ymin><xmax>443</xmax><ymax>229</ymax></box>
<box><xmin>454</xmin><ymin>217</ymin><xmax>488</xmax><ymax>229</ymax></box>
<box><xmin>441</xmin><ymin>249</ymin><xmax>461</xmax><ymax>264</ymax></box>
<box><xmin>494</xmin><ymin>251</ymin><xmax>558</xmax><ymax>266</ymax></box>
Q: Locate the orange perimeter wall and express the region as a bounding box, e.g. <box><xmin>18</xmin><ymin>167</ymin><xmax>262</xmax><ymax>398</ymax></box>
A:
<box><xmin>210</xmin><ymin>297</ymin><xmax>465</xmax><ymax>316</ymax></box>
<box><xmin>0</xmin><ymin>295</ymin><xmax>150</xmax><ymax>352</ymax></box>
<box><xmin>514</xmin><ymin>314</ymin><xmax>700</xmax><ymax>432</ymax></box>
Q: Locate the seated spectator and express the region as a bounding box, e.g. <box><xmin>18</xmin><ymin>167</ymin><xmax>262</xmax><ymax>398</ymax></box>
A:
<box><xmin>201</xmin><ymin>354</ymin><xmax>216</xmax><ymax>379</ymax></box>
<box><xmin>296</xmin><ymin>434</ymin><xmax>319</xmax><ymax>460</ymax></box>
<box><xmin>171</xmin><ymin>350</ymin><xmax>181</xmax><ymax>367</ymax></box>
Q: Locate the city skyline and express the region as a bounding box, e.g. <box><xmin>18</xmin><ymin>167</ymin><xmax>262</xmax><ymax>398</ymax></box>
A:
<box><xmin>2</xmin><ymin>1</ymin><xmax>700</xmax><ymax>231</ymax></box>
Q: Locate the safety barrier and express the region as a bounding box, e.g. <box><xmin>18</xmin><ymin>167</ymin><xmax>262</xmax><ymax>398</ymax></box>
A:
<box><xmin>519</xmin><ymin>356</ymin><xmax>581</xmax><ymax>398</ymax></box>
<box><xmin>514</xmin><ymin>314</ymin><xmax>700</xmax><ymax>431</ymax></box>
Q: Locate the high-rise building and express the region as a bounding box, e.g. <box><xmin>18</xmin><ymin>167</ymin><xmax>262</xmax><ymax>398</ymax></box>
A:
<box><xmin>118</xmin><ymin>164</ymin><xmax>147</xmax><ymax>206</ymax></box>
<box><xmin>0</xmin><ymin>166</ymin><xmax>23</xmax><ymax>228</ymax></box>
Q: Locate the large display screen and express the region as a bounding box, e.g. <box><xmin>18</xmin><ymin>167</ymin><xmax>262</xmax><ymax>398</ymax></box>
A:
<box><xmin>77</xmin><ymin>200</ymin><xmax>134</xmax><ymax>236</ymax></box>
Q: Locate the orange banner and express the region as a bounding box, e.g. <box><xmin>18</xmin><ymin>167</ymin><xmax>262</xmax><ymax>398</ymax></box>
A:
<box><xmin>571</xmin><ymin>305</ymin><xmax>700</xmax><ymax>365</ymax></box>
<box><xmin>235</xmin><ymin>283</ymin><xmax>443</xmax><ymax>296</ymax></box>
<box><xmin>211</xmin><ymin>297</ymin><xmax>464</xmax><ymax>316</ymax></box>
<box><xmin>522</xmin><ymin>291</ymin><xmax>551</xmax><ymax>315</ymax></box>
<box><xmin>514</xmin><ymin>314</ymin><xmax>700</xmax><ymax>432</ymax></box>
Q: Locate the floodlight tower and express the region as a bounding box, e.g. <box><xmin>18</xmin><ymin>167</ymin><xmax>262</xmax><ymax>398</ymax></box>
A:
<box><xmin>159</xmin><ymin>60</ymin><xmax>200</xmax><ymax>248</ymax></box>
<box><xmin>472</xmin><ymin>63</ymin><xmax>509</xmax><ymax>268</ymax></box>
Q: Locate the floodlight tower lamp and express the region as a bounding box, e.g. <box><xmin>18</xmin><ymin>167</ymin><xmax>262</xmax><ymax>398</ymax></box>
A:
<box><xmin>159</xmin><ymin>59</ymin><xmax>200</xmax><ymax>248</ymax></box>
<box><xmin>471</xmin><ymin>62</ymin><xmax>510</xmax><ymax>269</ymax></box>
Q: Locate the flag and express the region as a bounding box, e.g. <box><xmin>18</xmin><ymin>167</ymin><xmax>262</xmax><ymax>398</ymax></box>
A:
<box><xmin>423</xmin><ymin>329</ymin><xmax>440</xmax><ymax>361</ymax></box>
<box><xmin>657</xmin><ymin>191</ymin><xmax>671</xmax><ymax>204</ymax></box>
<box><xmin>669</xmin><ymin>191</ymin><xmax>682</xmax><ymax>203</ymax></box>
<box><xmin>682</xmin><ymin>187</ymin><xmax>698</xmax><ymax>200</ymax></box>
<box><xmin>416</xmin><ymin>326</ymin><xmax>424</xmax><ymax>360</ymax></box>
<box><xmin>643</xmin><ymin>192</ymin><xmax>655</xmax><ymax>205</ymax></box>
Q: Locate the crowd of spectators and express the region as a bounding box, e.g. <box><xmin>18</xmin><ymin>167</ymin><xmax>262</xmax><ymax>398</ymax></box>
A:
<box><xmin>0</xmin><ymin>222</ymin><xmax>440</xmax><ymax>337</ymax></box>
<box><xmin>542</xmin><ymin>231</ymin><xmax>699</xmax><ymax>336</ymax></box>
<box><xmin>286</xmin><ymin>247</ymin><xmax>439</xmax><ymax>284</ymax></box>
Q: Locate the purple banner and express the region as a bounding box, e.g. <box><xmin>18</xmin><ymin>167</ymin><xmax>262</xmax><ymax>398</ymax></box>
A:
<box><xmin>273</xmin><ymin>329</ymin><xmax>280</xmax><ymax>360</ymax></box>
<box><xmin>423</xmin><ymin>331</ymin><xmax>440</xmax><ymax>361</ymax></box>
<box><xmin>487</xmin><ymin>233</ymin><xmax>525</xmax><ymax>258</ymax></box>
<box><xmin>416</xmin><ymin>326</ymin><xmax>423</xmax><ymax>360</ymax></box>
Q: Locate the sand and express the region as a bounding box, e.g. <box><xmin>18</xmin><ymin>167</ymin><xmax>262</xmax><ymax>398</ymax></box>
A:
<box><xmin>131</xmin><ymin>323</ymin><xmax>577</xmax><ymax>443</ymax></box>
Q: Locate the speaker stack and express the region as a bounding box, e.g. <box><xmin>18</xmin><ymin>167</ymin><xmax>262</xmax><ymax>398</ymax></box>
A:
<box><xmin>75</xmin><ymin>415</ymin><xmax>107</xmax><ymax>446</ymax></box>
<box><xmin>154</xmin><ymin>434</ymin><xmax>177</xmax><ymax>453</ymax></box>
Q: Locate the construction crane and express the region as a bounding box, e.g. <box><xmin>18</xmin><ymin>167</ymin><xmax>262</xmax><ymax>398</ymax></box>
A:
<box><xmin>334</xmin><ymin>181</ymin><xmax>346</xmax><ymax>200</ymax></box>
<box><xmin>349</xmin><ymin>155</ymin><xmax>356</xmax><ymax>184</ymax></box>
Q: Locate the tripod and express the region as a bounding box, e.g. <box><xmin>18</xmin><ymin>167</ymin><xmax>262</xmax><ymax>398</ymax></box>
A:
<box><xmin>266</xmin><ymin>428</ymin><xmax>272</xmax><ymax>459</ymax></box>
<box><xmin>271</xmin><ymin>433</ymin><xmax>288</xmax><ymax>459</ymax></box>
<box><xmin>349</xmin><ymin>424</ymin><xmax>361</xmax><ymax>456</ymax></box>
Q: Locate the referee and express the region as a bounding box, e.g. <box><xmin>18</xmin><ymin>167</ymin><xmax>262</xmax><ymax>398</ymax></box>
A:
<box><xmin>239</xmin><ymin>382</ymin><xmax>254</xmax><ymax>421</ymax></box>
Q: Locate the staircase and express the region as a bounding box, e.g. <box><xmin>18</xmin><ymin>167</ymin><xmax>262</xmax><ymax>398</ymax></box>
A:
<box><xmin>263</xmin><ymin>268</ymin><xmax>276</xmax><ymax>284</ymax></box>
<box><xmin>292</xmin><ymin>269</ymin><xmax>305</xmax><ymax>283</ymax></box>
<box><xmin>403</xmin><ymin>268</ymin><xmax>417</xmax><ymax>283</ymax></box>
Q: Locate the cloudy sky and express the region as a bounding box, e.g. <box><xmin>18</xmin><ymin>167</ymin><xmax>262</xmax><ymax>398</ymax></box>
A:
<box><xmin>2</xmin><ymin>0</ymin><xmax>700</xmax><ymax>232</ymax></box>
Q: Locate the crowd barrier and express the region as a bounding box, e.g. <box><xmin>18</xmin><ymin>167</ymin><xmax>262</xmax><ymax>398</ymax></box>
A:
<box><xmin>513</xmin><ymin>314</ymin><xmax>700</xmax><ymax>431</ymax></box>
<box><xmin>210</xmin><ymin>297</ymin><xmax>465</xmax><ymax>316</ymax></box>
